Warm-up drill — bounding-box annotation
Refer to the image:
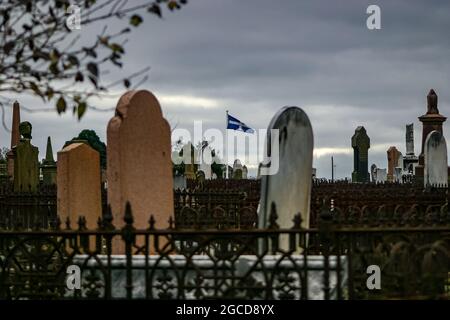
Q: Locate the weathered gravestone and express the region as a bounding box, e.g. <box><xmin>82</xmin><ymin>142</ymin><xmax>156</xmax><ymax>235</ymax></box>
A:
<box><xmin>404</xmin><ymin>123</ymin><xmax>419</xmax><ymax>173</ymax></box>
<box><xmin>183</xmin><ymin>142</ymin><xmax>196</xmax><ymax>180</ymax></box>
<box><xmin>394</xmin><ymin>167</ymin><xmax>402</xmax><ymax>182</ymax></box>
<box><xmin>13</xmin><ymin>122</ymin><xmax>39</xmax><ymax>193</ymax></box>
<box><xmin>370</xmin><ymin>164</ymin><xmax>377</xmax><ymax>182</ymax></box>
<box><xmin>387</xmin><ymin>146</ymin><xmax>401</xmax><ymax>182</ymax></box>
<box><xmin>107</xmin><ymin>90</ymin><xmax>173</xmax><ymax>232</ymax></box>
<box><xmin>415</xmin><ymin>90</ymin><xmax>447</xmax><ymax>182</ymax></box>
<box><xmin>41</xmin><ymin>136</ymin><xmax>57</xmax><ymax>185</ymax></box>
<box><xmin>375</xmin><ymin>168</ymin><xmax>387</xmax><ymax>183</ymax></box>
<box><xmin>424</xmin><ymin>130</ymin><xmax>448</xmax><ymax>187</ymax></box>
<box><xmin>351</xmin><ymin>126</ymin><xmax>370</xmax><ymax>182</ymax></box>
<box><xmin>258</xmin><ymin>106</ymin><xmax>314</xmax><ymax>241</ymax></box>
<box><xmin>57</xmin><ymin>142</ymin><xmax>102</xmax><ymax>229</ymax></box>
<box><xmin>232</xmin><ymin>159</ymin><xmax>243</xmax><ymax>179</ymax></box>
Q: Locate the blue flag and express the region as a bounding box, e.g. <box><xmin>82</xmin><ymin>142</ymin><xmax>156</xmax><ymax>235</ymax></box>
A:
<box><xmin>227</xmin><ymin>113</ymin><xmax>255</xmax><ymax>133</ymax></box>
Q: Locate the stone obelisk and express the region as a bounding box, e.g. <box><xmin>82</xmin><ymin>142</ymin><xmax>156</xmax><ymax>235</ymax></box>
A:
<box><xmin>7</xmin><ymin>101</ymin><xmax>21</xmax><ymax>180</ymax></box>
<box><xmin>42</xmin><ymin>136</ymin><xmax>57</xmax><ymax>185</ymax></box>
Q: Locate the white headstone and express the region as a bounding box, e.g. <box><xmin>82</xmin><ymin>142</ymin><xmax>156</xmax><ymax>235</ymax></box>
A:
<box><xmin>258</xmin><ymin>106</ymin><xmax>314</xmax><ymax>235</ymax></box>
<box><xmin>375</xmin><ymin>168</ymin><xmax>387</xmax><ymax>182</ymax></box>
<box><xmin>424</xmin><ymin>130</ymin><xmax>448</xmax><ymax>187</ymax></box>
<box><xmin>370</xmin><ymin>164</ymin><xmax>377</xmax><ymax>182</ymax></box>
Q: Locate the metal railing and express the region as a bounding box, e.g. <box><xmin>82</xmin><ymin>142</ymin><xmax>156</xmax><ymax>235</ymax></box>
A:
<box><xmin>0</xmin><ymin>202</ymin><xmax>449</xmax><ymax>300</ymax></box>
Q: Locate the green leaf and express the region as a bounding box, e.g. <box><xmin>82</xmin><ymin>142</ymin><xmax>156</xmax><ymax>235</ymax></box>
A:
<box><xmin>87</xmin><ymin>62</ymin><xmax>98</xmax><ymax>77</ymax></box>
<box><xmin>56</xmin><ymin>96</ymin><xmax>67</xmax><ymax>114</ymax></box>
<box><xmin>88</xmin><ymin>75</ymin><xmax>98</xmax><ymax>88</ymax></box>
<box><xmin>49</xmin><ymin>62</ymin><xmax>59</xmax><ymax>75</ymax></box>
<box><xmin>46</xmin><ymin>88</ymin><xmax>54</xmax><ymax>100</ymax></box>
<box><xmin>148</xmin><ymin>4</ymin><xmax>162</xmax><ymax>18</ymax></box>
<box><xmin>77</xmin><ymin>101</ymin><xmax>87</xmax><ymax>120</ymax></box>
<box><xmin>168</xmin><ymin>1</ymin><xmax>180</xmax><ymax>10</ymax></box>
<box><xmin>130</xmin><ymin>14</ymin><xmax>143</xmax><ymax>27</ymax></box>
<box><xmin>68</xmin><ymin>55</ymin><xmax>79</xmax><ymax>66</ymax></box>
<box><xmin>30</xmin><ymin>82</ymin><xmax>43</xmax><ymax>98</ymax></box>
<box><xmin>75</xmin><ymin>71</ymin><xmax>84</xmax><ymax>82</ymax></box>
<box><xmin>109</xmin><ymin>43</ymin><xmax>124</xmax><ymax>54</ymax></box>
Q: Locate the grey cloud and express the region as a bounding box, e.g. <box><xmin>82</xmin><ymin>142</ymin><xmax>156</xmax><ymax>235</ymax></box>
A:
<box><xmin>1</xmin><ymin>0</ymin><xmax>449</xmax><ymax>178</ymax></box>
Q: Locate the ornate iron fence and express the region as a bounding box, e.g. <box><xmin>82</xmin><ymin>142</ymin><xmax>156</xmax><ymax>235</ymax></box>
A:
<box><xmin>0</xmin><ymin>202</ymin><xmax>449</xmax><ymax>300</ymax></box>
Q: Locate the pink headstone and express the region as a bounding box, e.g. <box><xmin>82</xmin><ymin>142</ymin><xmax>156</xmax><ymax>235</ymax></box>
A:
<box><xmin>57</xmin><ymin>143</ymin><xmax>102</xmax><ymax>230</ymax></box>
<box><xmin>107</xmin><ymin>90</ymin><xmax>173</xmax><ymax>234</ymax></box>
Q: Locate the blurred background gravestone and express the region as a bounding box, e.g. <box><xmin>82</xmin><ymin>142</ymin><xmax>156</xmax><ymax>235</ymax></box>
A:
<box><xmin>13</xmin><ymin>121</ymin><xmax>39</xmax><ymax>193</ymax></box>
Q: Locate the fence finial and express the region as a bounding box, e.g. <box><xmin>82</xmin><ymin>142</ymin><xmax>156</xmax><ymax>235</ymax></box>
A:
<box><xmin>124</xmin><ymin>201</ymin><xmax>134</xmax><ymax>226</ymax></box>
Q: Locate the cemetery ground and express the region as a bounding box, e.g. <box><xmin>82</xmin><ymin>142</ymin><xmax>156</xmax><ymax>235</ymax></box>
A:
<box><xmin>0</xmin><ymin>89</ymin><xmax>449</xmax><ymax>301</ymax></box>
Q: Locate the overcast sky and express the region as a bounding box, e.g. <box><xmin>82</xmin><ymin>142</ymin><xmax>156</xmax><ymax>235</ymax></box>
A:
<box><xmin>1</xmin><ymin>0</ymin><xmax>450</xmax><ymax>178</ymax></box>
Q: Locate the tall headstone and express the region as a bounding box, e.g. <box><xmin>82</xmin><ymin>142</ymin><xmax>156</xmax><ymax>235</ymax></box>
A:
<box><xmin>370</xmin><ymin>164</ymin><xmax>377</xmax><ymax>182</ymax></box>
<box><xmin>424</xmin><ymin>130</ymin><xmax>448</xmax><ymax>187</ymax></box>
<box><xmin>406</xmin><ymin>123</ymin><xmax>415</xmax><ymax>156</ymax></box>
<box><xmin>13</xmin><ymin>122</ymin><xmax>39</xmax><ymax>193</ymax></box>
<box><xmin>415</xmin><ymin>89</ymin><xmax>446</xmax><ymax>182</ymax></box>
<box><xmin>387</xmin><ymin>146</ymin><xmax>401</xmax><ymax>182</ymax></box>
<box><xmin>351</xmin><ymin>126</ymin><xmax>370</xmax><ymax>182</ymax></box>
<box><xmin>404</xmin><ymin>123</ymin><xmax>419</xmax><ymax>173</ymax></box>
<box><xmin>57</xmin><ymin>143</ymin><xmax>102</xmax><ymax>229</ymax></box>
<box><xmin>107</xmin><ymin>90</ymin><xmax>173</xmax><ymax>231</ymax></box>
<box><xmin>7</xmin><ymin>101</ymin><xmax>21</xmax><ymax>180</ymax></box>
<box><xmin>259</xmin><ymin>106</ymin><xmax>314</xmax><ymax>238</ymax></box>
<box><xmin>41</xmin><ymin>136</ymin><xmax>57</xmax><ymax>185</ymax></box>
<box><xmin>183</xmin><ymin>142</ymin><xmax>196</xmax><ymax>180</ymax></box>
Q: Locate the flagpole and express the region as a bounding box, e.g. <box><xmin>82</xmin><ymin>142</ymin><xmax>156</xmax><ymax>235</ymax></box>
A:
<box><xmin>225</xmin><ymin>110</ymin><xmax>229</xmax><ymax>179</ymax></box>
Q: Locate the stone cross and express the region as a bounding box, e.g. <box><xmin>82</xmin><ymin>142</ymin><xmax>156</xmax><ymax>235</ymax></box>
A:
<box><xmin>424</xmin><ymin>130</ymin><xmax>448</xmax><ymax>187</ymax></box>
<box><xmin>107</xmin><ymin>90</ymin><xmax>174</xmax><ymax>232</ymax></box>
<box><xmin>351</xmin><ymin>126</ymin><xmax>370</xmax><ymax>182</ymax></box>
<box><xmin>57</xmin><ymin>142</ymin><xmax>102</xmax><ymax>229</ymax></box>
<box><xmin>13</xmin><ymin>121</ymin><xmax>39</xmax><ymax>193</ymax></box>
<box><xmin>258</xmin><ymin>106</ymin><xmax>314</xmax><ymax>240</ymax></box>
